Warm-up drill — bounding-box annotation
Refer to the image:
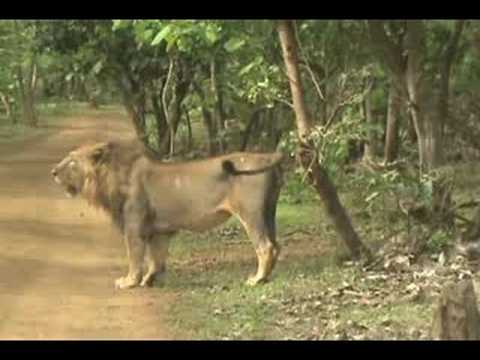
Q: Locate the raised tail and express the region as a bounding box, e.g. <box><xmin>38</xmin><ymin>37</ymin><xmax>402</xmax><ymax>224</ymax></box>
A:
<box><xmin>222</xmin><ymin>152</ymin><xmax>284</xmax><ymax>176</ymax></box>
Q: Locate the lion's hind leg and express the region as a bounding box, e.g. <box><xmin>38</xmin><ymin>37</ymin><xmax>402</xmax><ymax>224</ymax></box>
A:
<box><xmin>235</xmin><ymin>213</ymin><xmax>280</xmax><ymax>286</ymax></box>
<box><xmin>141</xmin><ymin>235</ymin><xmax>171</xmax><ymax>287</ymax></box>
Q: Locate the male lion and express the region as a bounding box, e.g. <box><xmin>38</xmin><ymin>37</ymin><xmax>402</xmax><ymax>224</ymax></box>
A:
<box><xmin>51</xmin><ymin>140</ymin><xmax>283</xmax><ymax>289</ymax></box>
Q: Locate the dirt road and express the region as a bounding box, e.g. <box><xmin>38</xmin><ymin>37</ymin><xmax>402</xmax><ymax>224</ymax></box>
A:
<box><xmin>0</xmin><ymin>110</ymin><xmax>174</xmax><ymax>339</ymax></box>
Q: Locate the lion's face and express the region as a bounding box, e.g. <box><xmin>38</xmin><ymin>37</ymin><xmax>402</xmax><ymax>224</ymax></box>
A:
<box><xmin>51</xmin><ymin>142</ymin><xmax>110</xmax><ymax>198</ymax></box>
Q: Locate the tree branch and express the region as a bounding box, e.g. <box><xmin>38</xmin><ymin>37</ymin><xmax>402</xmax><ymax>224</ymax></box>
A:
<box><xmin>162</xmin><ymin>56</ymin><xmax>175</xmax><ymax>157</ymax></box>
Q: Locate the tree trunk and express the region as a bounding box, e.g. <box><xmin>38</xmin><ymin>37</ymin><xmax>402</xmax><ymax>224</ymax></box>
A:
<box><xmin>151</xmin><ymin>92</ymin><xmax>168</xmax><ymax>145</ymax></box>
<box><xmin>384</xmin><ymin>82</ymin><xmax>401</xmax><ymax>163</ymax></box>
<box><xmin>241</xmin><ymin>107</ymin><xmax>265</xmax><ymax>151</ymax></box>
<box><xmin>184</xmin><ymin>106</ymin><xmax>193</xmax><ymax>152</ymax></box>
<box><xmin>194</xmin><ymin>82</ymin><xmax>219</xmax><ymax>155</ymax></box>
<box><xmin>117</xmin><ymin>73</ymin><xmax>159</xmax><ymax>157</ymax></box>
<box><xmin>240</xmin><ymin>108</ymin><xmax>263</xmax><ymax>151</ymax></box>
<box><xmin>431</xmin><ymin>279</ymin><xmax>480</xmax><ymax>340</ymax></box>
<box><xmin>210</xmin><ymin>58</ymin><xmax>227</xmax><ymax>153</ymax></box>
<box><xmin>16</xmin><ymin>57</ymin><xmax>38</xmax><ymax>127</ymax></box>
<box><xmin>277</xmin><ymin>20</ymin><xmax>371</xmax><ymax>261</ymax></box>
<box><xmin>362</xmin><ymin>81</ymin><xmax>376</xmax><ymax>161</ymax></box>
<box><xmin>437</xmin><ymin>20</ymin><xmax>465</xmax><ymax>146</ymax></box>
<box><xmin>0</xmin><ymin>92</ymin><xmax>13</xmax><ymax>123</ymax></box>
<box><xmin>367</xmin><ymin>20</ymin><xmax>443</xmax><ymax>172</ymax></box>
<box><xmin>201</xmin><ymin>106</ymin><xmax>218</xmax><ymax>156</ymax></box>
<box><xmin>404</xmin><ymin>20</ymin><xmax>444</xmax><ymax>173</ymax></box>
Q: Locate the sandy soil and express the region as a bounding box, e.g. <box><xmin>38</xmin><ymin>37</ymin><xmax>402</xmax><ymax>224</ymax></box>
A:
<box><xmin>0</xmin><ymin>110</ymin><xmax>174</xmax><ymax>339</ymax></box>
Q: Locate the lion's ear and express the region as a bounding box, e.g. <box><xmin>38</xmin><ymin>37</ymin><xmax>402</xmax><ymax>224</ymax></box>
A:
<box><xmin>90</xmin><ymin>142</ymin><xmax>112</xmax><ymax>164</ymax></box>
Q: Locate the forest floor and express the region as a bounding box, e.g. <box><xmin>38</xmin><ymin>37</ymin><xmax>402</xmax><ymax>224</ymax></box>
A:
<box><xmin>0</xmin><ymin>104</ymin><xmax>479</xmax><ymax>340</ymax></box>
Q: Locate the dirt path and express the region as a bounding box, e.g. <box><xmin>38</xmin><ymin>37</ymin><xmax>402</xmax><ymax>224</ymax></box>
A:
<box><xmin>0</xmin><ymin>110</ymin><xmax>175</xmax><ymax>339</ymax></box>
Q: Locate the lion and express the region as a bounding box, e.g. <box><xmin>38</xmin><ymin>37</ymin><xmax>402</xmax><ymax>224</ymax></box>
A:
<box><xmin>51</xmin><ymin>140</ymin><xmax>284</xmax><ymax>289</ymax></box>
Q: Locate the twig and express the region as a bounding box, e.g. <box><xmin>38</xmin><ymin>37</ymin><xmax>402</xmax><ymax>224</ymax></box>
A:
<box><xmin>455</xmin><ymin>214</ymin><xmax>473</xmax><ymax>225</ymax></box>
<box><xmin>282</xmin><ymin>228</ymin><xmax>315</xmax><ymax>238</ymax></box>
<box><xmin>301</xmin><ymin>63</ymin><xmax>325</xmax><ymax>101</ymax></box>
<box><xmin>293</xmin><ymin>22</ymin><xmax>327</xmax><ymax>104</ymax></box>
<box><xmin>454</xmin><ymin>200</ymin><xmax>480</xmax><ymax>211</ymax></box>
<box><xmin>300</xmin><ymin>148</ymin><xmax>318</xmax><ymax>184</ymax></box>
<box><xmin>273</xmin><ymin>96</ymin><xmax>294</xmax><ymax>109</ymax></box>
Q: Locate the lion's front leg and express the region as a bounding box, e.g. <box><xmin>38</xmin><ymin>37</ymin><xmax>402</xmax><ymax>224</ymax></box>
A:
<box><xmin>140</xmin><ymin>235</ymin><xmax>171</xmax><ymax>287</ymax></box>
<box><xmin>115</xmin><ymin>231</ymin><xmax>145</xmax><ymax>290</ymax></box>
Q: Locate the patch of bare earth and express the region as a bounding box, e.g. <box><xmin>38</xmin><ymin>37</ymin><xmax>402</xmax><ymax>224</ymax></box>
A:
<box><xmin>0</xmin><ymin>110</ymin><xmax>175</xmax><ymax>339</ymax></box>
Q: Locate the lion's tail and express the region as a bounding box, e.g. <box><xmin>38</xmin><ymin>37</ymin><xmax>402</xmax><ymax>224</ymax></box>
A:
<box><xmin>222</xmin><ymin>152</ymin><xmax>284</xmax><ymax>176</ymax></box>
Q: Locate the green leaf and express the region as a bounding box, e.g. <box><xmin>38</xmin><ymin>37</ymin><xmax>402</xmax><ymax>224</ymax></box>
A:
<box><xmin>112</xmin><ymin>20</ymin><xmax>129</xmax><ymax>31</ymax></box>
<box><xmin>365</xmin><ymin>191</ymin><xmax>380</xmax><ymax>203</ymax></box>
<box><xmin>205</xmin><ymin>26</ymin><xmax>219</xmax><ymax>44</ymax></box>
<box><xmin>239</xmin><ymin>61</ymin><xmax>256</xmax><ymax>76</ymax></box>
<box><xmin>65</xmin><ymin>72</ymin><xmax>74</xmax><ymax>82</ymax></box>
<box><xmin>224</xmin><ymin>38</ymin><xmax>245</xmax><ymax>53</ymax></box>
<box><xmin>151</xmin><ymin>25</ymin><xmax>172</xmax><ymax>46</ymax></box>
<box><xmin>142</xmin><ymin>29</ymin><xmax>153</xmax><ymax>42</ymax></box>
<box><xmin>92</xmin><ymin>60</ymin><xmax>103</xmax><ymax>75</ymax></box>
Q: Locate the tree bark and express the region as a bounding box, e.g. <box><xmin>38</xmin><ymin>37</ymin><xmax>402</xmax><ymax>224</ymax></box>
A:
<box><xmin>384</xmin><ymin>82</ymin><xmax>401</xmax><ymax>163</ymax></box>
<box><xmin>277</xmin><ymin>20</ymin><xmax>372</xmax><ymax>261</ymax></box>
<box><xmin>437</xmin><ymin>20</ymin><xmax>465</xmax><ymax>144</ymax></box>
<box><xmin>117</xmin><ymin>73</ymin><xmax>159</xmax><ymax>158</ymax></box>
<box><xmin>0</xmin><ymin>92</ymin><xmax>13</xmax><ymax>123</ymax></box>
<box><xmin>210</xmin><ymin>58</ymin><xmax>227</xmax><ymax>153</ymax></box>
<box><xmin>404</xmin><ymin>20</ymin><xmax>442</xmax><ymax>173</ymax></box>
<box><xmin>194</xmin><ymin>82</ymin><xmax>219</xmax><ymax>155</ymax></box>
<box><xmin>368</xmin><ymin>20</ymin><xmax>444</xmax><ymax>173</ymax></box>
<box><xmin>362</xmin><ymin>80</ymin><xmax>376</xmax><ymax>161</ymax></box>
<box><xmin>431</xmin><ymin>279</ymin><xmax>480</xmax><ymax>340</ymax></box>
<box><xmin>241</xmin><ymin>107</ymin><xmax>265</xmax><ymax>151</ymax></box>
<box><xmin>184</xmin><ymin>106</ymin><xmax>193</xmax><ymax>152</ymax></box>
<box><xmin>16</xmin><ymin>56</ymin><xmax>38</xmax><ymax>127</ymax></box>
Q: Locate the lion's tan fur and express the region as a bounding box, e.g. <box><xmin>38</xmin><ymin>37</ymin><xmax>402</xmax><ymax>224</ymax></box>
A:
<box><xmin>52</xmin><ymin>140</ymin><xmax>283</xmax><ymax>288</ymax></box>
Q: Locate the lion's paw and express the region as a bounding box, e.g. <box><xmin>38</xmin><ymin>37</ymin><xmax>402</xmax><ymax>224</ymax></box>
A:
<box><xmin>140</xmin><ymin>271</ymin><xmax>166</xmax><ymax>287</ymax></box>
<box><xmin>245</xmin><ymin>275</ymin><xmax>267</xmax><ymax>287</ymax></box>
<box><xmin>114</xmin><ymin>276</ymin><xmax>140</xmax><ymax>290</ymax></box>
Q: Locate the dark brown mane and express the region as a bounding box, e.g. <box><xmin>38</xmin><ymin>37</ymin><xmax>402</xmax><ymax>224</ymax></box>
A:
<box><xmin>82</xmin><ymin>139</ymin><xmax>144</xmax><ymax>230</ymax></box>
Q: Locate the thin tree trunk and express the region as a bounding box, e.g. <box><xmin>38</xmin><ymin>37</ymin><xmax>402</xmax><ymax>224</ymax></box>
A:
<box><xmin>241</xmin><ymin>108</ymin><xmax>265</xmax><ymax>151</ymax></box>
<box><xmin>210</xmin><ymin>58</ymin><xmax>227</xmax><ymax>153</ymax></box>
<box><xmin>277</xmin><ymin>20</ymin><xmax>372</xmax><ymax>261</ymax></box>
<box><xmin>184</xmin><ymin>106</ymin><xmax>193</xmax><ymax>152</ymax></box>
<box><xmin>384</xmin><ymin>83</ymin><xmax>401</xmax><ymax>163</ymax></box>
<box><xmin>117</xmin><ymin>73</ymin><xmax>159</xmax><ymax>158</ymax></box>
<box><xmin>162</xmin><ymin>57</ymin><xmax>175</xmax><ymax>157</ymax></box>
<box><xmin>0</xmin><ymin>92</ymin><xmax>13</xmax><ymax>123</ymax></box>
<box><xmin>16</xmin><ymin>62</ymin><xmax>38</xmax><ymax>127</ymax></box>
<box><xmin>438</xmin><ymin>20</ymin><xmax>465</xmax><ymax>145</ymax></box>
<box><xmin>202</xmin><ymin>106</ymin><xmax>218</xmax><ymax>156</ymax></box>
<box><xmin>194</xmin><ymin>82</ymin><xmax>219</xmax><ymax>155</ymax></box>
<box><xmin>151</xmin><ymin>92</ymin><xmax>168</xmax><ymax>145</ymax></box>
<box><xmin>363</xmin><ymin>81</ymin><xmax>376</xmax><ymax>161</ymax></box>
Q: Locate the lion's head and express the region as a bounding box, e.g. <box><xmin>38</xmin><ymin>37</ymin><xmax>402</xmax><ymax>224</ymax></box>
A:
<box><xmin>52</xmin><ymin>140</ymin><xmax>144</xmax><ymax>211</ymax></box>
<box><xmin>51</xmin><ymin>142</ymin><xmax>113</xmax><ymax>199</ymax></box>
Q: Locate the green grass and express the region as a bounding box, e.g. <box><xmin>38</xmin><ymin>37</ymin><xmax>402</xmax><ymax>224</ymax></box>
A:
<box><xmin>160</xmin><ymin>199</ymin><xmax>358</xmax><ymax>339</ymax></box>
<box><xmin>163</xmin><ymin>217</ymin><xmax>434</xmax><ymax>340</ymax></box>
<box><xmin>161</xmin><ymin>167</ymin><xmax>471</xmax><ymax>339</ymax></box>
